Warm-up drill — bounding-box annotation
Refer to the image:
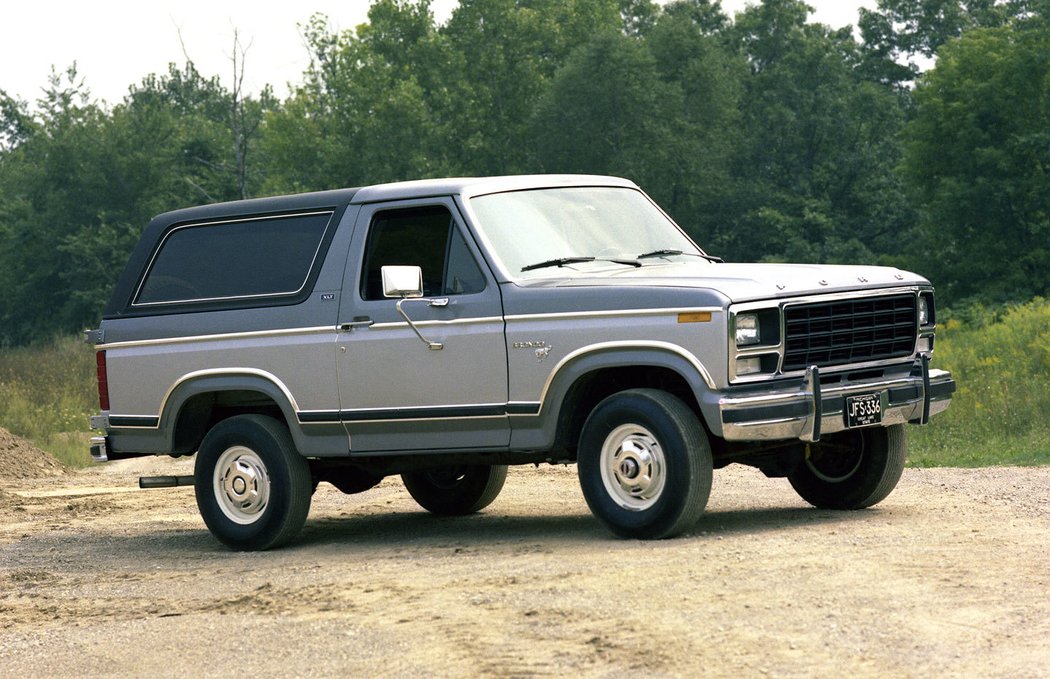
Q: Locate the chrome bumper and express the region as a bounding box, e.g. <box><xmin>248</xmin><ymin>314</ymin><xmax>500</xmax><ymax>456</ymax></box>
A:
<box><xmin>719</xmin><ymin>359</ymin><xmax>955</xmax><ymax>442</ymax></box>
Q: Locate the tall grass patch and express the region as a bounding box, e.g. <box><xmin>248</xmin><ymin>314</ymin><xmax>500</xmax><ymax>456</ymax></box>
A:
<box><xmin>0</xmin><ymin>337</ymin><xmax>97</xmax><ymax>467</ymax></box>
<box><xmin>909</xmin><ymin>298</ymin><xmax>1050</xmax><ymax>466</ymax></box>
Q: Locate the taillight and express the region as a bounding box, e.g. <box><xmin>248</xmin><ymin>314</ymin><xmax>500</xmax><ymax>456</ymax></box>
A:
<box><xmin>96</xmin><ymin>350</ymin><xmax>110</xmax><ymax>411</ymax></box>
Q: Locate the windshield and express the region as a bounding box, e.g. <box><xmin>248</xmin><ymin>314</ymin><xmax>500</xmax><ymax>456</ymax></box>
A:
<box><xmin>468</xmin><ymin>186</ymin><xmax>707</xmax><ymax>278</ymax></box>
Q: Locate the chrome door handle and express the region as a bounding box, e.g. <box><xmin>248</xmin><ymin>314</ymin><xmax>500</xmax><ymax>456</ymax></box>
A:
<box><xmin>339</xmin><ymin>317</ymin><xmax>373</xmax><ymax>331</ymax></box>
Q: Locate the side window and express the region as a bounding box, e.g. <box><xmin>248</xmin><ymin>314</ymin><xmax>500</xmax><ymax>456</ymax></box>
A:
<box><xmin>136</xmin><ymin>212</ymin><xmax>332</xmax><ymax>306</ymax></box>
<box><xmin>360</xmin><ymin>205</ymin><xmax>486</xmax><ymax>300</ymax></box>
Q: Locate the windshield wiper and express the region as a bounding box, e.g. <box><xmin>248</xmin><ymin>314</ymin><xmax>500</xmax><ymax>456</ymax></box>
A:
<box><xmin>638</xmin><ymin>249</ymin><xmax>684</xmax><ymax>259</ymax></box>
<box><xmin>637</xmin><ymin>249</ymin><xmax>723</xmax><ymax>263</ymax></box>
<box><xmin>521</xmin><ymin>256</ymin><xmax>595</xmax><ymax>272</ymax></box>
<box><xmin>521</xmin><ymin>256</ymin><xmax>642</xmax><ymax>272</ymax></box>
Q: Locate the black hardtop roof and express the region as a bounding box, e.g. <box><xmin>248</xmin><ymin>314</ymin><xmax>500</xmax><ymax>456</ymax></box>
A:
<box><xmin>151</xmin><ymin>187</ymin><xmax>361</xmax><ymax>226</ymax></box>
<box><xmin>103</xmin><ymin>187</ymin><xmax>361</xmax><ymax>318</ymax></box>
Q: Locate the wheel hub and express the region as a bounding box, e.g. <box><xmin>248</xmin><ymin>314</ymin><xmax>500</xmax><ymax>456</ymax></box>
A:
<box><xmin>618</xmin><ymin>457</ymin><xmax>641</xmax><ymax>479</ymax></box>
<box><xmin>600</xmin><ymin>425</ymin><xmax>666</xmax><ymax>511</ymax></box>
<box><xmin>214</xmin><ymin>446</ymin><xmax>270</xmax><ymax>525</ymax></box>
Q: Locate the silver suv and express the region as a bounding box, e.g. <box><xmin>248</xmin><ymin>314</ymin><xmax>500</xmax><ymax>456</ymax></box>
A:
<box><xmin>88</xmin><ymin>175</ymin><xmax>955</xmax><ymax>549</ymax></box>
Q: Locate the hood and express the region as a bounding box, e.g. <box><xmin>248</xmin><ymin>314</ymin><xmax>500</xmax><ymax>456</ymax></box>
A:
<box><xmin>531</xmin><ymin>261</ymin><xmax>930</xmax><ymax>303</ymax></box>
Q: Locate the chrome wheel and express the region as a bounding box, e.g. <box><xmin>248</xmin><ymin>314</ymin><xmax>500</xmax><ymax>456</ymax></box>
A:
<box><xmin>578</xmin><ymin>389</ymin><xmax>712</xmax><ymax>539</ymax></box>
<box><xmin>599</xmin><ymin>423</ymin><xmax>666</xmax><ymax>511</ymax></box>
<box><xmin>214</xmin><ymin>445</ymin><xmax>271</xmax><ymax>525</ymax></box>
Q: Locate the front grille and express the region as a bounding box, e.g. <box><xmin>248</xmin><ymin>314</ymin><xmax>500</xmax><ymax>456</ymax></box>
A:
<box><xmin>782</xmin><ymin>294</ymin><xmax>917</xmax><ymax>372</ymax></box>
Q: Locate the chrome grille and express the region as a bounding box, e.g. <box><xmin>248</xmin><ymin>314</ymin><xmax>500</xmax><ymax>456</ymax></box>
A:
<box><xmin>783</xmin><ymin>294</ymin><xmax>917</xmax><ymax>372</ymax></box>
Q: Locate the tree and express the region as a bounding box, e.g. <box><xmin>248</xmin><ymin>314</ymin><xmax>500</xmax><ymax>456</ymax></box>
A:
<box><xmin>440</xmin><ymin>0</ymin><xmax>626</xmax><ymax>174</ymax></box>
<box><xmin>858</xmin><ymin>0</ymin><xmax>1026</xmax><ymax>85</ymax></box>
<box><xmin>530</xmin><ymin>30</ymin><xmax>684</xmax><ymax>198</ymax></box>
<box><xmin>902</xmin><ymin>17</ymin><xmax>1050</xmax><ymax>303</ymax></box>
<box><xmin>262</xmin><ymin>4</ymin><xmax>452</xmax><ymax>192</ymax></box>
<box><xmin>713</xmin><ymin>0</ymin><xmax>913</xmax><ymax>265</ymax></box>
<box><xmin>642</xmin><ymin>1</ymin><xmax>744</xmax><ymax>246</ymax></box>
<box><xmin>0</xmin><ymin>60</ymin><xmax>272</xmax><ymax>343</ymax></box>
<box><xmin>0</xmin><ymin>67</ymin><xmax>112</xmax><ymax>342</ymax></box>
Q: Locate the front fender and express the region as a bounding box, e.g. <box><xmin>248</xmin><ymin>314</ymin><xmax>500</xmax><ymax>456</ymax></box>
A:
<box><xmin>508</xmin><ymin>342</ymin><xmax>718</xmax><ymax>450</ymax></box>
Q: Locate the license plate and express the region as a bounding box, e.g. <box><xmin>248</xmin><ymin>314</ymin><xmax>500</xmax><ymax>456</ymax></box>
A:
<box><xmin>845</xmin><ymin>393</ymin><xmax>882</xmax><ymax>428</ymax></box>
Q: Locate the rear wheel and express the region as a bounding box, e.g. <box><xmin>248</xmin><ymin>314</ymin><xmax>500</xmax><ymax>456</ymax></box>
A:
<box><xmin>788</xmin><ymin>425</ymin><xmax>906</xmax><ymax>509</ymax></box>
<box><xmin>194</xmin><ymin>415</ymin><xmax>312</xmax><ymax>550</ymax></box>
<box><xmin>401</xmin><ymin>464</ymin><xmax>508</xmax><ymax>515</ymax></box>
<box><xmin>578</xmin><ymin>389</ymin><xmax>712</xmax><ymax>539</ymax></box>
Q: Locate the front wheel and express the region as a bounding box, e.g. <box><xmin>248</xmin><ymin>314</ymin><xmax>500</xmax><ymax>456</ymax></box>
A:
<box><xmin>578</xmin><ymin>389</ymin><xmax>712</xmax><ymax>539</ymax></box>
<box><xmin>788</xmin><ymin>425</ymin><xmax>906</xmax><ymax>510</ymax></box>
<box><xmin>194</xmin><ymin>415</ymin><xmax>313</xmax><ymax>550</ymax></box>
<box><xmin>401</xmin><ymin>464</ymin><xmax>508</xmax><ymax>516</ymax></box>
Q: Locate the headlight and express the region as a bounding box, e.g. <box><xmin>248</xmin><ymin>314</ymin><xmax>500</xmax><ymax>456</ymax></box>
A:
<box><xmin>735</xmin><ymin>313</ymin><xmax>760</xmax><ymax>346</ymax></box>
<box><xmin>918</xmin><ymin>293</ymin><xmax>934</xmax><ymax>326</ymax></box>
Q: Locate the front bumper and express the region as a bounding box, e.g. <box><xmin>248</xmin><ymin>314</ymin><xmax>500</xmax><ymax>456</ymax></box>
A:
<box><xmin>718</xmin><ymin>358</ymin><xmax>955</xmax><ymax>442</ymax></box>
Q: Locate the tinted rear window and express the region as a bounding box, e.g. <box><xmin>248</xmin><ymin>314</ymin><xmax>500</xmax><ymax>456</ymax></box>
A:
<box><xmin>135</xmin><ymin>212</ymin><xmax>333</xmax><ymax>306</ymax></box>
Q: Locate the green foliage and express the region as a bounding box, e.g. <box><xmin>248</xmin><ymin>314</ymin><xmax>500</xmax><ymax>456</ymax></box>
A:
<box><xmin>902</xmin><ymin>16</ymin><xmax>1050</xmax><ymax>303</ymax></box>
<box><xmin>530</xmin><ymin>31</ymin><xmax>683</xmax><ymax>192</ymax></box>
<box><xmin>859</xmin><ymin>0</ymin><xmax>1016</xmax><ymax>77</ymax></box>
<box><xmin>909</xmin><ymin>299</ymin><xmax>1050</xmax><ymax>466</ymax></box>
<box><xmin>0</xmin><ymin>63</ymin><xmax>274</xmax><ymax>344</ymax></box>
<box><xmin>715</xmin><ymin>0</ymin><xmax>915</xmax><ymax>267</ymax></box>
<box><xmin>0</xmin><ymin>336</ymin><xmax>97</xmax><ymax>467</ymax></box>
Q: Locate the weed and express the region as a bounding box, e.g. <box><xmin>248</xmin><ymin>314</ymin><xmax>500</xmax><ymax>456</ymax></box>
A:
<box><xmin>0</xmin><ymin>336</ymin><xmax>97</xmax><ymax>466</ymax></box>
<box><xmin>909</xmin><ymin>298</ymin><xmax>1050</xmax><ymax>466</ymax></box>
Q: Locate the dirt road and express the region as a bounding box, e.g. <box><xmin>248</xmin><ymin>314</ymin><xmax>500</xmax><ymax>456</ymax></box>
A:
<box><xmin>1</xmin><ymin>448</ymin><xmax>1048</xmax><ymax>678</ymax></box>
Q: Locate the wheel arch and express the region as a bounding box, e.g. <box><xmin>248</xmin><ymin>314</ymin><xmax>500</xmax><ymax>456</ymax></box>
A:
<box><xmin>533</xmin><ymin>343</ymin><xmax>718</xmax><ymax>454</ymax></box>
<box><xmin>160</xmin><ymin>370</ymin><xmax>305</xmax><ymax>456</ymax></box>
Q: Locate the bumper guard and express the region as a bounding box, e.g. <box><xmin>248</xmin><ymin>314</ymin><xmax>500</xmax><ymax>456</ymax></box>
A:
<box><xmin>719</xmin><ymin>358</ymin><xmax>955</xmax><ymax>442</ymax></box>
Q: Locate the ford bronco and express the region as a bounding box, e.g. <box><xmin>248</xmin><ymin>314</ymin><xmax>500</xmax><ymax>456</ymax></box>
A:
<box><xmin>88</xmin><ymin>175</ymin><xmax>955</xmax><ymax>549</ymax></box>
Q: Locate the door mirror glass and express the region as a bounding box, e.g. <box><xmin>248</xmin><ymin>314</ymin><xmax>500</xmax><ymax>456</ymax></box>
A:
<box><xmin>381</xmin><ymin>265</ymin><xmax>424</xmax><ymax>298</ymax></box>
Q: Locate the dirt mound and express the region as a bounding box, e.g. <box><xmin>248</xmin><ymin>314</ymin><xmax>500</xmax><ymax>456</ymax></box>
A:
<box><xmin>0</xmin><ymin>427</ymin><xmax>66</xmax><ymax>480</ymax></box>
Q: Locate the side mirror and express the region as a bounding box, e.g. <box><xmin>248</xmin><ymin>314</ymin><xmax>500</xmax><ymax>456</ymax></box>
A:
<box><xmin>380</xmin><ymin>265</ymin><xmax>443</xmax><ymax>350</ymax></box>
<box><xmin>381</xmin><ymin>265</ymin><xmax>424</xmax><ymax>298</ymax></box>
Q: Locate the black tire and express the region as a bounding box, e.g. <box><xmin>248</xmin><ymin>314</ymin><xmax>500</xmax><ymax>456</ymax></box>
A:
<box><xmin>577</xmin><ymin>389</ymin><xmax>712</xmax><ymax>539</ymax></box>
<box><xmin>194</xmin><ymin>414</ymin><xmax>313</xmax><ymax>550</ymax></box>
<box><xmin>788</xmin><ymin>424</ymin><xmax>906</xmax><ymax>510</ymax></box>
<box><xmin>401</xmin><ymin>464</ymin><xmax>508</xmax><ymax>516</ymax></box>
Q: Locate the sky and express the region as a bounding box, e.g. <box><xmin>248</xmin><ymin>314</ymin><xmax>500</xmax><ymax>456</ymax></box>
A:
<box><xmin>1</xmin><ymin>0</ymin><xmax>876</xmax><ymax>106</ymax></box>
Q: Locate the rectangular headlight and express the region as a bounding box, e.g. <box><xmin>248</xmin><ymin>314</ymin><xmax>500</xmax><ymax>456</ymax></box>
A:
<box><xmin>735</xmin><ymin>313</ymin><xmax>760</xmax><ymax>346</ymax></box>
<box><xmin>918</xmin><ymin>293</ymin><xmax>935</xmax><ymax>327</ymax></box>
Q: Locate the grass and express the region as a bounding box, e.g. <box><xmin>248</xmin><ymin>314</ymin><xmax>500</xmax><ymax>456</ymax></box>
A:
<box><xmin>2</xmin><ymin>300</ymin><xmax>1048</xmax><ymax>469</ymax></box>
<box><xmin>0</xmin><ymin>336</ymin><xmax>98</xmax><ymax>467</ymax></box>
<box><xmin>908</xmin><ymin>298</ymin><xmax>1050</xmax><ymax>466</ymax></box>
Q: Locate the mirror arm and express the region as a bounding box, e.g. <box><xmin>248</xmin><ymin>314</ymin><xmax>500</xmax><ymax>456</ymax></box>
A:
<box><xmin>396</xmin><ymin>298</ymin><xmax>444</xmax><ymax>350</ymax></box>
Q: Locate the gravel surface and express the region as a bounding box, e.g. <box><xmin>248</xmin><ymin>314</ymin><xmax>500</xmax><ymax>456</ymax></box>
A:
<box><xmin>1</xmin><ymin>443</ymin><xmax>1048</xmax><ymax>678</ymax></box>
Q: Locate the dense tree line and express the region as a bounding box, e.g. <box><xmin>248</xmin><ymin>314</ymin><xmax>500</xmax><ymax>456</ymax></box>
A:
<box><xmin>0</xmin><ymin>0</ymin><xmax>1046</xmax><ymax>344</ymax></box>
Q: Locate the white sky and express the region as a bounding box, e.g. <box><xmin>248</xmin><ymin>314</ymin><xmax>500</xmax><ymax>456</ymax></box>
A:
<box><xmin>1</xmin><ymin>0</ymin><xmax>875</xmax><ymax>106</ymax></box>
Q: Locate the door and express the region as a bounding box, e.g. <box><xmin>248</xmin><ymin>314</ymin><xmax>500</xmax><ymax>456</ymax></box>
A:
<box><xmin>336</xmin><ymin>198</ymin><xmax>510</xmax><ymax>453</ymax></box>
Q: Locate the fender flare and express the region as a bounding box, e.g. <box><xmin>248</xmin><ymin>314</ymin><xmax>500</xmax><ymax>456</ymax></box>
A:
<box><xmin>514</xmin><ymin>341</ymin><xmax>719</xmax><ymax>449</ymax></box>
<box><xmin>158</xmin><ymin>369</ymin><xmax>309</xmax><ymax>452</ymax></box>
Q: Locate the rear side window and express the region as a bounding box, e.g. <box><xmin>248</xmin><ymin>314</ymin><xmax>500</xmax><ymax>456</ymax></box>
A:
<box><xmin>135</xmin><ymin>212</ymin><xmax>333</xmax><ymax>306</ymax></box>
